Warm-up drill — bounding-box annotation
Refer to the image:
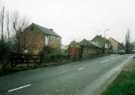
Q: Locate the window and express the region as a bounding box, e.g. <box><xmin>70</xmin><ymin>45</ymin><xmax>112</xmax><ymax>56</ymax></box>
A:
<box><xmin>45</xmin><ymin>36</ymin><xmax>49</xmax><ymax>46</ymax></box>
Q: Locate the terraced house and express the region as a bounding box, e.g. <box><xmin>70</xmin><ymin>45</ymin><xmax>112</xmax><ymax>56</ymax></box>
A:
<box><xmin>18</xmin><ymin>23</ymin><xmax>61</xmax><ymax>55</ymax></box>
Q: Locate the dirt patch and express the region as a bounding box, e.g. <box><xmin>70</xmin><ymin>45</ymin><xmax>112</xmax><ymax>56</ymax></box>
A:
<box><xmin>123</xmin><ymin>58</ymin><xmax>135</xmax><ymax>71</ymax></box>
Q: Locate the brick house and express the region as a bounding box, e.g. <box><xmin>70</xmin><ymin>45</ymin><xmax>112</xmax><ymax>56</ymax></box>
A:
<box><xmin>18</xmin><ymin>23</ymin><xmax>61</xmax><ymax>55</ymax></box>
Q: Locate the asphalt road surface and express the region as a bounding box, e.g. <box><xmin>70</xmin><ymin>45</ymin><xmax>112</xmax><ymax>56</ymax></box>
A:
<box><xmin>0</xmin><ymin>54</ymin><xmax>133</xmax><ymax>95</ymax></box>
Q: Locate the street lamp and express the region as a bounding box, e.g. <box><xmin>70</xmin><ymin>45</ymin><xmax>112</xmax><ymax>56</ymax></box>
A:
<box><xmin>104</xmin><ymin>29</ymin><xmax>110</xmax><ymax>38</ymax></box>
<box><xmin>103</xmin><ymin>29</ymin><xmax>110</xmax><ymax>53</ymax></box>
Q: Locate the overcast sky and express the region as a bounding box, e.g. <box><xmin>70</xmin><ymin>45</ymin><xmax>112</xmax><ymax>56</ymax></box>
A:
<box><xmin>3</xmin><ymin>0</ymin><xmax>135</xmax><ymax>44</ymax></box>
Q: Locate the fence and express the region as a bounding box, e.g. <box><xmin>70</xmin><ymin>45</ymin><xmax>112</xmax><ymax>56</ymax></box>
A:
<box><xmin>9</xmin><ymin>52</ymin><xmax>41</xmax><ymax>65</ymax></box>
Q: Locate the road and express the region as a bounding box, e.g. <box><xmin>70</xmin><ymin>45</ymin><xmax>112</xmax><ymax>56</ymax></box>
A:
<box><xmin>0</xmin><ymin>54</ymin><xmax>133</xmax><ymax>95</ymax></box>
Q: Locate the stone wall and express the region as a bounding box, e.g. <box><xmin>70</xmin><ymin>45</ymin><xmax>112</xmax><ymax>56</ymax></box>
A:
<box><xmin>18</xmin><ymin>31</ymin><xmax>45</xmax><ymax>55</ymax></box>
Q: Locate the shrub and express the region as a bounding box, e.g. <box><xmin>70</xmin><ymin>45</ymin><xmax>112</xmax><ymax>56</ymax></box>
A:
<box><xmin>41</xmin><ymin>52</ymin><xmax>68</xmax><ymax>63</ymax></box>
<box><xmin>0</xmin><ymin>40</ymin><xmax>14</xmax><ymax>64</ymax></box>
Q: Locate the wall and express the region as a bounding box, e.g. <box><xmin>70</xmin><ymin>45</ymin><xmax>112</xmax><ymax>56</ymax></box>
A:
<box><xmin>19</xmin><ymin>31</ymin><xmax>45</xmax><ymax>55</ymax></box>
<box><xmin>68</xmin><ymin>47</ymin><xmax>81</xmax><ymax>59</ymax></box>
<box><xmin>81</xmin><ymin>47</ymin><xmax>102</xmax><ymax>58</ymax></box>
<box><xmin>109</xmin><ymin>39</ymin><xmax>119</xmax><ymax>52</ymax></box>
<box><xmin>47</xmin><ymin>36</ymin><xmax>61</xmax><ymax>50</ymax></box>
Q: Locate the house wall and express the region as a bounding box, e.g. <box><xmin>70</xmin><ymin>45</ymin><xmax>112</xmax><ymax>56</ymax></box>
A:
<box><xmin>68</xmin><ymin>47</ymin><xmax>81</xmax><ymax>59</ymax></box>
<box><xmin>18</xmin><ymin>23</ymin><xmax>62</xmax><ymax>55</ymax></box>
<box><xmin>92</xmin><ymin>36</ymin><xmax>105</xmax><ymax>48</ymax></box>
<box><xmin>19</xmin><ymin>31</ymin><xmax>45</xmax><ymax>55</ymax></box>
<box><xmin>68</xmin><ymin>42</ymin><xmax>81</xmax><ymax>59</ymax></box>
<box><xmin>109</xmin><ymin>39</ymin><xmax>120</xmax><ymax>52</ymax></box>
<box><xmin>92</xmin><ymin>36</ymin><xmax>112</xmax><ymax>54</ymax></box>
<box><xmin>46</xmin><ymin>35</ymin><xmax>61</xmax><ymax>50</ymax></box>
<box><xmin>81</xmin><ymin>47</ymin><xmax>102</xmax><ymax>58</ymax></box>
<box><xmin>19</xmin><ymin>32</ymin><xmax>61</xmax><ymax>55</ymax></box>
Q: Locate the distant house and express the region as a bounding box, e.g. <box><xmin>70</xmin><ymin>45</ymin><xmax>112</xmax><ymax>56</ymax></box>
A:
<box><xmin>68</xmin><ymin>39</ymin><xmax>103</xmax><ymax>59</ymax></box>
<box><xmin>108</xmin><ymin>37</ymin><xmax>124</xmax><ymax>53</ymax></box>
<box><xmin>91</xmin><ymin>35</ymin><xmax>112</xmax><ymax>53</ymax></box>
<box><xmin>18</xmin><ymin>23</ymin><xmax>61</xmax><ymax>55</ymax></box>
<box><xmin>79</xmin><ymin>39</ymin><xmax>102</xmax><ymax>58</ymax></box>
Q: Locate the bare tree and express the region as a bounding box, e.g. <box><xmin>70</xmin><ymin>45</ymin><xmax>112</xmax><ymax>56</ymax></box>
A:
<box><xmin>12</xmin><ymin>12</ymin><xmax>29</xmax><ymax>35</ymax></box>
<box><xmin>125</xmin><ymin>29</ymin><xmax>131</xmax><ymax>53</ymax></box>
<box><xmin>0</xmin><ymin>6</ymin><xmax>5</xmax><ymax>41</ymax></box>
<box><xmin>6</xmin><ymin>10</ymin><xmax>10</xmax><ymax>40</ymax></box>
<box><xmin>11</xmin><ymin>12</ymin><xmax>29</xmax><ymax>51</ymax></box>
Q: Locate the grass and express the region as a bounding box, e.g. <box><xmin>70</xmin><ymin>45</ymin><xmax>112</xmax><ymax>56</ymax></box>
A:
<box><xmin>102</xmin><ymin>58</ymin><xmax>135</xmax><ymax>95</ymax></box>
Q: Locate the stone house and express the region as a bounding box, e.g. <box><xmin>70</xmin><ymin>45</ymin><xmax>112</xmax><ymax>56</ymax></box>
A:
<box><xmin>18</xmin><ymin>23</ymin><xmax>61</xmax><ymax>55</ymax></box>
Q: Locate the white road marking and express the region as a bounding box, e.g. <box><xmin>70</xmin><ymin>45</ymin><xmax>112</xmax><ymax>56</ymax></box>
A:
<box><xmin>8</xmin><ymin>84</ymin><xmax>32</xmax><ymax>93</ymax></box>
<box><xmin>78</xmin><ymin>67</ymin><xmax>85</xmax><ymax>71</ymax></box>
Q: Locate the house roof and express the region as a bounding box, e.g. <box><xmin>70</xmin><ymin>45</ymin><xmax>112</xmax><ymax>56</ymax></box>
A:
<box><xmin>69</xmin><ymin>41</ymin><xmax>80</xmax><ymax>48</ymax></box>
<box><xmin>92</xmin><ymin>35</ymin><xmax>108</xmax><ymax>42</ymax></box>
<box><xmin>79</xmin><ymin>39</ymin><xmax>90</xmax><ymax>46</ymax></box>
<box><xmin>109</xmin><ymin>37</ymin><xmax>121</xmax><ymax>44</ymax></box>
<box><xmin>91</xmin><ymin>35</ymin><xmax>106</xmax><ymax>48</ymax></box>
<box><xmin>108</xmin><ymin>37</ymin><xmax>124</xmax><ymax>48</ymax></box>
<box><xmin>26</xmin><ymin>23</ymin><xmax>61</xmax><ymax>37</ymax></box>
<box><xmin>80</xmin><ymin>39</ymin><xmax>102</xmax><ymax>49</ymax></box>
<box><xmin>91</xmin><ymin>35</ymin><xmax>112</xmax><ymax>49</ymax></box>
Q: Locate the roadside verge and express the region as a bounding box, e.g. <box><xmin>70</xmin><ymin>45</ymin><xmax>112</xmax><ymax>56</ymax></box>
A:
<box><xmin>101</xmin><ymin>55</ymin><xmax>135</xmax><ymax>95</ymax></box>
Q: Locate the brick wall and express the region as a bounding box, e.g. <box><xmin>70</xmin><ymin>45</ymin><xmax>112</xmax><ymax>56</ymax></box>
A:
<box><xmin>68</xmin><ymin>47</ymin><xmax>81</xmax><ymax>59</ymax></box>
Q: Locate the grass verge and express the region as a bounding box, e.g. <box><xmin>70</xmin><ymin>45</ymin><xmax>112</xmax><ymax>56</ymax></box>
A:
<box><xmin>102</xmin><ymin>58</ymin><xmax>135</xmax><ymax>95</ymax></box>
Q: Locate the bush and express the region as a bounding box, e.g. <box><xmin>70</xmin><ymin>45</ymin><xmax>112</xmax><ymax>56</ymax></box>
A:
<box><xmin>41</xmin><ymin>52</ymin><xmax>68</xmax><ymax>63</ymax></box>
<box><xmin>0</xmin><ymin>40</ymin><xmax>14</xmax><ymax>64</ymax></box>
